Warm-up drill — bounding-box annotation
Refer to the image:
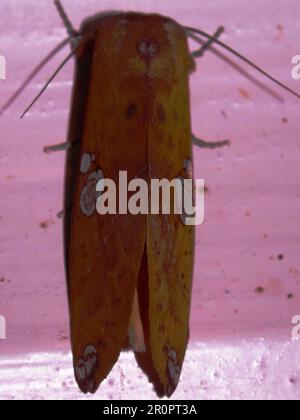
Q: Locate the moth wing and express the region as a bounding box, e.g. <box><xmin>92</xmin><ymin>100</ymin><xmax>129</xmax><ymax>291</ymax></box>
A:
<box><xmin>64</xmin><ymin>17</ymin><xmax>149</xmax><ymax>393</ymax></box>
<box><xmin>133</xmin><ymin>19</ymin><xmax>195</xmax><ymax>397</ymax></box>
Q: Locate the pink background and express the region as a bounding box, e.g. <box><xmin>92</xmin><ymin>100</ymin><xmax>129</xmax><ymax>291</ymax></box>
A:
<box><xmin>0</xmin><ymin>0</ymin><xmax>300</xmax><ymax>400</ymax></box>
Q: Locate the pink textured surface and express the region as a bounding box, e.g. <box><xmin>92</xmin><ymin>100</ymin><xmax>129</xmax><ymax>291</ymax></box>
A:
<box><xmin>1</xmin><ymin>0</ymin><xmax>300</xmax><ymax>400</ymax></box>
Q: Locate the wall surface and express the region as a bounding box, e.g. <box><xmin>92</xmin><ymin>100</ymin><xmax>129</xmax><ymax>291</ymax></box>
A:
<box><xmin>0</xmin><ymin>0</ymin><xmax>300</xmax><ymax>400</ymax></box>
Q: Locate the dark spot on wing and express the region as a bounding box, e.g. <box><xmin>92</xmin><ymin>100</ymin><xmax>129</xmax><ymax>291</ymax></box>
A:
<box><xmin>156</xmin><ymin>104</ymin><xmax>166</xmax><ymax>124</ymax></box>
<box><xmin>125</xmin><ymin>103</ymin><xmax>137</xmax><ymax>119</ymax></box>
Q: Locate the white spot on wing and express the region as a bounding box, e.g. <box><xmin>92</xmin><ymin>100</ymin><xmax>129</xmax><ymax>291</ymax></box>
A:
<box><xmin>167</xmin><ymin>347</ymin><xmax>181</xmax><ymax>389</ymax></box>
<box><xmin>80</xmin><ymin>169</ymin><xmax>104</xmax><ymax>217</ymax></box>
<box><xmin>80</xmin><ymin>153</ymin><xmax>92</xmax><ymax>174</ymax></box>
<box><xmin>84</xmin><ymin>345</ymin><xmax>98</xmax><ymax>377</ymax></box>
<box><xmin>75</xmin><ymin>358</ymin><xmax>86</xmax><ymax>381</ymax></box>
<box><xmin>75</xmin><ymin>344</ymin><xmax>98</xmax><ymax>393</ymax></box>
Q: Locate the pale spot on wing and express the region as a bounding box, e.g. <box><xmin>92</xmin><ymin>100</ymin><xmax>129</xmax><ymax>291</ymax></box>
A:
<box><xmin>80</xmin><ymin>169</ymin><xmax>104</xmax><ymax>217</ymax></box>
<box><xmin>75</xmin><ymin>344</ymin><xmax>98</xmax><ymax>393</ymax></box>
<box><xmin>167</xmin><ymin>347</ymin><xmax>181</xmax><ymax>389</ymax></box>
<box><xmin>80</xmin><ymin>153</ymin><xmax>92</xmax><ymax>174</ymax></box>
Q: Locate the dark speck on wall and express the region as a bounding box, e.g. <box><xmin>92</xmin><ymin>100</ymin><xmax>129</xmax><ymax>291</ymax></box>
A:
<box><xmin>275</xmin><ymin>24</ymin><xmax>284</xmax><ymax>40</ymax></box>
<box><xmin>278</xmin><ymin>254</ymin><xmax>284</xmax><ymax>261</ymax></box>
<box><xmin>59</xmin><ymin>335</ymin><xmax>69</xmax><ymax>341</ymax></box>
<box><xmin>39</xmin><ymin>220</ymin><xmax>54</xmax><ymax>230</ymax></box>
<box><xmin>255</xmin><ymin>286</ymin><xmax>265</xmax><ymax>294</ymax></box>
<box><xmin>238</xmin><ymin>87</ymin><xmax>250</xmax><ymax>99</ymax></box>
<box><xmin>287</xmin><ymin>293</ymin><xmax>294</xmax><ymax>300</ymax></box>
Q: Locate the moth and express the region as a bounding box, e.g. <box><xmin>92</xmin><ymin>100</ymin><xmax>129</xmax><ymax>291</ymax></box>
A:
<box><xmin>1</xmin><ymin>0</ymin><xmax>299</xmax><ymax>398</ymax></box>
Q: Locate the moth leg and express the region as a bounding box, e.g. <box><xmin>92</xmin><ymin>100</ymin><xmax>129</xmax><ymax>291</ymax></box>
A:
<box><xmin>54</xmin><ymin>0</ymin><xmax>77</xmax><ymax>37</ymax></box>
<box><xmin>191</xmin><ymin>26</ymin><xmax>225</xmax><ymax>58</ymax></box>
<box><xmin>192</xmin><ymin>134</ymin><xmax>230</xmax><ymax>149</ymax></box>
<box><xmin>56</xmin><ymin>210</ymin><xmax>64</xmax><ymax>220</ymax></box>
<box><xmin>54</xmin><ymin>0</ymin><xmax>81</xmax><ymax>48</ymax></box>
<box><xmin>43</xmin><ymin>142</ymin><xmax>71</xmax><ymax>154</ymax></box>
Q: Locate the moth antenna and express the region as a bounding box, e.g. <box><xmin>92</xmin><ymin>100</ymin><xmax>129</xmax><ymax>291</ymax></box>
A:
<box><xmin>0</xmin><ymin>36</ymin><xmax>73</xmax><ymax>117</ymax></box>
<box><xmin>54</xmin><ymin>0</ymin><xmax>78</xmax><ymax>39</ymax></box>
<box><xmin>192</xmin><ymin>26</ymin><xmax>225</xmax><ymax>58</ymax></box>
<box><xmin>20</xmin><ymin>41</ymin><xmax>82</xmax><ymax>119</ymax></box>
<box><xmin>186</xmin><ymin>26</ymin><xmax>300</xmax><ymax>99</ymax></box>
<box><xmin>189</xmin><ymin>31</ymin><xmax>283</xmax><ymax>102</ymax></box>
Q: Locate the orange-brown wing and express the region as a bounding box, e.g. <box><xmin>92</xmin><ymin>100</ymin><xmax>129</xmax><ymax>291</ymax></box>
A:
<box><xmin>66</xmin><ymin>15</ymin><xmax>150</xmax><ymax>393</ymax></box>
<box><xmin>133</xmin><ymin>17</ymin><xmax>195</xmax><ymax>397</ymax></box>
